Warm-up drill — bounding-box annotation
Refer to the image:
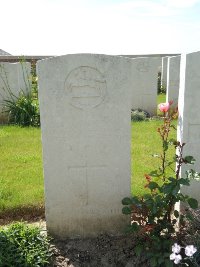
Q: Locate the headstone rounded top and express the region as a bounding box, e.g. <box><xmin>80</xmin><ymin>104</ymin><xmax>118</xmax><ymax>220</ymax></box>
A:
<box><xmin>65</xmin><ymin>66</ymin><xmax>107</xmax><ymax>110</ymax></box>
<box><xmin>136</xmin><ymin>61</ymin><xmax>150</xmax><ymax>72</ymax></box>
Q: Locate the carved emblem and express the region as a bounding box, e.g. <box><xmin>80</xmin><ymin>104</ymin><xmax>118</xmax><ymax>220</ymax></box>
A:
<box><xmin>65</xmin><ymin>66</ymin><xmax>107</xmax><ymax>109</ymax></box>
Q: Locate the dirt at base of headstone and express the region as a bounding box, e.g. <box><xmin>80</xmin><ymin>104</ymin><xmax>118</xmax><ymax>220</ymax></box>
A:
<box><xmin>49</xmin><ymin>234</ymin><xmax>149</xmax><ymax>267</ymax></box>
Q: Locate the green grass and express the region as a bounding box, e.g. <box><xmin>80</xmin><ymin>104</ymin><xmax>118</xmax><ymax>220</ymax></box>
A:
<box><xmin>0</xmin><ymin>126</ymin><xmax>44</xmax><ymax>213</ymax></box>
<box><xmin>0</xmin><ymin>116</ymin><xmax>177</xmax><ymax>217</ymax></box>
<box><xmin>157</xmin><ymin>93</ymin><xmax>166</xmax><ymax>104</ymax></box>
<box><xmin>131</xmin><ymin>119</ymin><xmax>176</xmax><ymax>195</ymax></box>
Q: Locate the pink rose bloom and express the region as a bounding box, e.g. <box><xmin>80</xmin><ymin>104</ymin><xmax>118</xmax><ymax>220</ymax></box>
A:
<box><xmin>158</xmin><ymin>102</ymin><xmax>170</xmax><ymax>112</ymax></box>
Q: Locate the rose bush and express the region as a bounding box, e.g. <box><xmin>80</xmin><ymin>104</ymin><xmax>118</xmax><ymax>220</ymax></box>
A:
<box><xmin>122</xmin><ymin>101</ymin><xmax>199</xmax><ymax>267</ymax></box>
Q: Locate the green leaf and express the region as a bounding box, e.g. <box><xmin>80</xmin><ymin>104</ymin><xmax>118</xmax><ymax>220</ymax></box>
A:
<box><xmin>158</xmin><ymin>257</ymin><xmax>164</xmax><ymax>264</ymax></box>
<box><xmin>152</xmin><ymin>205</ymin><xmax>157</xmax><ymax>214</ymax></box>
<box><xmin>172</xmin><ymin>185</ymin><xmax>180</xmax><ymax>196</ymax></box>
<box><xmin>122</xmin><ymin>206</ymin><xmax>132</xmax><ymax>215</ymax></box>
<box><xmin>168</xmin><ymin>177</ymin><xmax>176</xmax><ymax>182</ymax></box>
<box><xmin>188</xmin><ymin>198</ymin><xmax>198</xmax><ymax>209</ymax></box>
<box><xmin>163</xmin><ymin>140</ymin><xmax>168</xmax><ymax>151</ymax></box>
<box><xmin>169</xmin><ymin>138</ymin><xmax>177</xmax><ymax>145</ymax></box>
<box><xmin>162</xmin><ymin>183</ymin><xmax>174</xmax><ymax>194</ymax></box>
<box><xmin>165</xmin><ymin>259</ymin><xmax>174</xmax><ymax>267</ymax></box>
<box><xmin>150</xmin><ymin>257</ymin><xmax>157</xmax><ymax>267</ymax></box>
<box><xmin>184</xmin><ymin>156</ymin><xmax>196</xmax><ymax>164</ymax></box>
<box><xmin>135</xmin><ymin>244</ymin><xmax>143</xmax><ymax>256</ymax></box>
<box><xmin>125</xmin><ymin>223</ymin><xmax>139</xmax><ymax>233</ymax></box>
<box><xmin>122</xmin><ymin>197</ymin><xmax>132</xmax><ymax>205</ymax></box>
<box><xmin>131</xmin><ymin>196</ymin><xmax>140</xmax><ymax>205</ymax></box>
<box><xmin>174</xmin><ymin>210</ymin><xmax>179</xmax><ymax>218</ymax></box>
<box><xmin>178</xmin><ymin>178</ymin><xmax>190</xmax><ymax>186</ymax></box>
<box><xmin>148</xmin><ymin>182</ymin><xmax>159</xmax><ymax>190</ymax></box>
<box><xmin>131</xmin><ymin>222</ymin><xmax>139</xmax><ymax>231</ymax></box>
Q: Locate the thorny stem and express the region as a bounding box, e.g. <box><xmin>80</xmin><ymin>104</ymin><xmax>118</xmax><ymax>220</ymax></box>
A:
<box><xmin>159</xmin><ymin>114</ymin><xmax>171</xmax><ymax>181</ymax></box>
<box><xmin>164</xmin><ymin>143</ymin><xmax>184</xmax><ymax>223</ymax></box>
<box><xmin>176</xmin><ymin>144</ymin><xmax>184</xmax><ymax>180</ymax></box>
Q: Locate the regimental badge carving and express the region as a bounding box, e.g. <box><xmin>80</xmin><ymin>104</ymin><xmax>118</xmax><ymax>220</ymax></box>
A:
<box><xmin>136</xmin><ymin>61</ymin><xmax>150</xmax><ymax>72</ymax></box>
<box><xmin>65</xmin><ymin>66</ymin><xmax>107</xmax><ymax>109</ymax></box>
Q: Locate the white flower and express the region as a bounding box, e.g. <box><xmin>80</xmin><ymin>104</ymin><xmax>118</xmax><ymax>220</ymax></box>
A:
<box><xmin>185</xmin><ymin>245</ymin><xmax>197</xmax><ymax>257</ymax></box>
<box><xmin>170</xmin><ymin>253</ymin><xmax>182</xmax><ymax>264</ymax></box>
<box><xmin>170</xmin><ymin>253</ymin><xmax>176</xmax><ymax>260</ymax></box>
<box><xmin>172</xmin><ymin>243</ymin><xmax>181</xmax><ymax>254</ymax></box>
<box><xmin>174</xmin><ymin>254</ymin><xmax>182</xmax><ymax>264</ymax></box>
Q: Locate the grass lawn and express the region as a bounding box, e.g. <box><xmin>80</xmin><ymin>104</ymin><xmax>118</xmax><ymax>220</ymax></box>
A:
<box><xmin>131</xmin><ymin>119</ymin><xmax>176</xmax><ymax>195</ymax></box>
<box><xmin>0</xmin><ymin>126</ymin><xmax>44</xmax><ymax>218</ymax></box>
<box><xmin>157</xmin><ymin>93</ymin><xmax>166</xmax><ymax>104</ymax></box>
<box><xmin>0</xmin><ymin>120</ymin><xmax>177</xmax><ymax>219</ymax></box>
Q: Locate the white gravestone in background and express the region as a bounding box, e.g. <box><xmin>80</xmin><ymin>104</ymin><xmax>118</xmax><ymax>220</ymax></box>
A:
<box><xmin>131</xmin><ymin>57</ymin><xmax>161</xmax><ymax>115</ymax></box>
<box><xmin>166</xmin><ymin>56</ymin><xmax>181</xmax><ymax>107</ymax></box>
<box><xmin>0</xmin><ymin>62</ymin><xmax>31</xmax><ymax>122</ymax></box>
<box><xmin>37</xmin><ymin>54</ymin><xmax>132</xmax><ymax>238</ymax></box>
<box><xmin>161</xmin><ymin>57</ymin><xmax>168</xmax><ymax>89</ymax></box>
<box><xmin>178</xmin><ymin>52</ymin><xmax>200</xmax><ymax>202</ymax></box>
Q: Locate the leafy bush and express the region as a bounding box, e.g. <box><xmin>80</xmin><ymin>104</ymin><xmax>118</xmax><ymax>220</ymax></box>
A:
<box><xmin>123</xmin><ymin>102</ymin><xmax>199</xmax><ymax>266</ymax></box>
<box><xmin>4</xmin><ymin>92</ymin><xmax>40</xmax><ymax>127</ymax></box>
<box><xmin>0</xmin><ymin>222</ymin><xmax>52</xmax><ymax>267</ymax></box>
<box><xmin>131</xmin><ymin>109</ymin><xmax>150</xmax><ymax>121</ymax></box>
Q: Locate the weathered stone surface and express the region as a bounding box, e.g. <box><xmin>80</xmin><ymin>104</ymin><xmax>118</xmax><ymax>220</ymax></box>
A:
<box><xmin>131</xmin><ymin>57</ymin><xmax>161</xmax><ymax>115</ymax></box>
<box><xmin>166</xmin><ymin>55</ymin><xmax>181</xmax><ymax>107</ymax></box>
<box><xmin>37</xmin><ymin>54</ymin><xmax>132</xmax><ymax>238</ymax></box>
<box><xmin>178</xmin><ymin>52</ymin><xmax>200</xmax><ymax>202</ymax></box>
<box><xmin>0</xmin><ymin>62</ymin><xmax>31</xmax><ymax>123</ymax></box>
<box><xmin>161</xmin><ymin>56</ymin><xmax>168</xmax><ymax>89</ymax></box>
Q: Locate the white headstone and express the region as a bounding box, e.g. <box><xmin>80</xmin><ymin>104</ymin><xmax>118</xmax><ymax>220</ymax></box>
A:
<box><xmin>0</xmin><ymin>62</ymin><xmax>31</xmax><ymax>122</ymax></box>
<box><xmin>166</xmin><ymin>56</ymin><xmax>181</xmax><ymax>107</ymax></box>
<box><xmin>131</xmin><ymin>57</ymin><xmax>161</xmax><ymax>115</ymax></box>
<box><xmin>37</xmin><ymin>54</ymin><xmax>132</xmax><ymax>238</ymax></box>
<box><xmin>161</xmin><ymin>57</ymin><xmax>168</xmax><ymax>89</ymax></box>
<box><xmin>178</xmin><ymin>52</ymin><xmax>200</xmax><ymax>202</ymax></box>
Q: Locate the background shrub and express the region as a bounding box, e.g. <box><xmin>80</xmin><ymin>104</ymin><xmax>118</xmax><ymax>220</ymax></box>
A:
<box><xmin>4</xmin><ymin>91</ymin><xmax>40</xmax><ymax>127</ymax></box>
<box><xmin>131</xmin><ymin>108</ymin><xmax>150</xmax><ymax>122</ymax></box>
<box><xmin>0</xmin><ymin>61</ymin><xmax>40</xmax><ymax>127</ymax></box>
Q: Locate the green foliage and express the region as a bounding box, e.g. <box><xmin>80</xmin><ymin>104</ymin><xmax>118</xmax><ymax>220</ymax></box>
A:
<box><xmin>0</xmin><ymin>222</ymin><xmax>52</xmax><ymax>267</ymax></box>
<box><xmin>123</xmin><ymin>104</ymin><xmax>199</xmax><ymax>266</ymax></box>
<box><xmin>157</xmin><ymin>71</ymin><xmax>166</xmax><ymax>94</ymax></box>
<box><xmin>131</xmin><ymin>109</ymin><xmax>150</xmax><ymax>122</ymax></box>
<box><xmin>3</xmin><ymin>92</ymin><xmax>40</xmax><ymax>127</ymax></box>
<box><xmin>0</xmin><ymin>61</ymin><xmax>40</xmax><ymax>127</ymax></box>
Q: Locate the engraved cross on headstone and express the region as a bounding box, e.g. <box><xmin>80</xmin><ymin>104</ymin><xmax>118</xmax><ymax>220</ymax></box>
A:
<box><xmin>68</xmin><ymin>163</ymin><xmax>106</xmax><ymax>205</ymax></box>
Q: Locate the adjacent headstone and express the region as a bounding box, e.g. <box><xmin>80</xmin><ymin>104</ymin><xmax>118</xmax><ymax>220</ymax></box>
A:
<box><xmin>166</xmin><ymin>56</ymin><xmax>181</xmax><ymax>107</ymax></box>
<box><xmin>0</xmin><ymin>62</ymin><xmax>31</xmax><ymax>123</ymax></box>
<box><xmin>161</xmin><ymin>57</ymin><xmax>168</xmax><ymax>89</ymax></box>
<box><xmin>178</xmin><ymin>52</ymin><xmax>200</xmax><ymax>202</ymax></box>
<box><xmin>37</xmin><ymin>54</ymin><xmax>132</xmax><ymax>238</ymax></box>
<box><xmin>131</xmin><ymin>57</ymin><xmax>161</xmax><ymax>115</ymax></box>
